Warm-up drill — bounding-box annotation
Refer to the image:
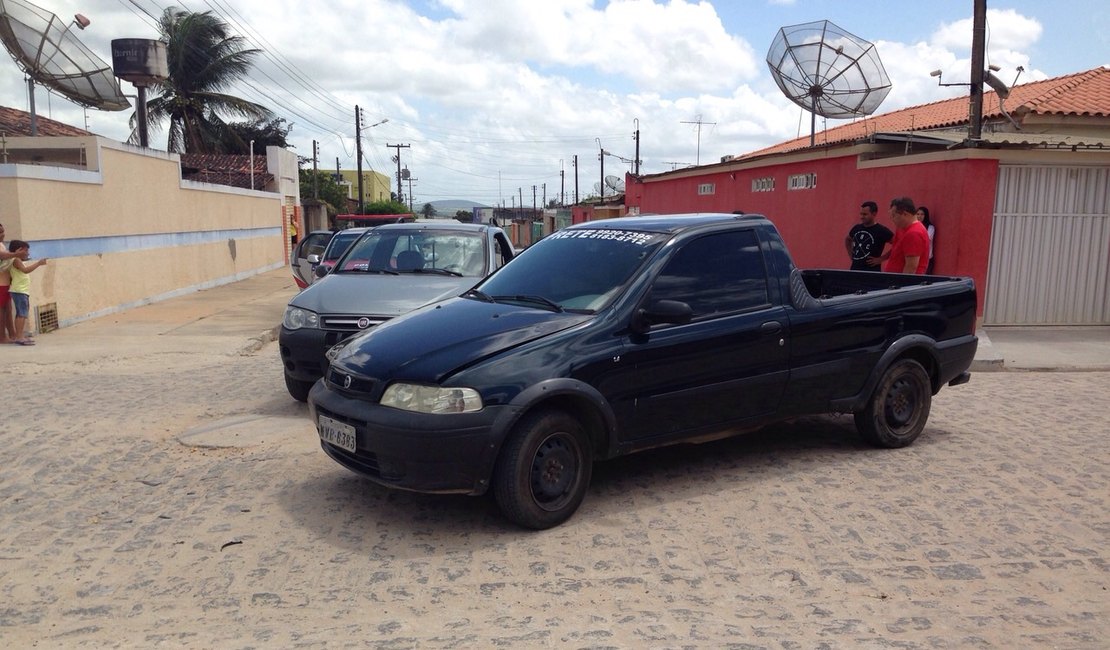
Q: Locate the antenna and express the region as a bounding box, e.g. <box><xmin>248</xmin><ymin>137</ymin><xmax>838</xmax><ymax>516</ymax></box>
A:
<box><xmin>680</xmin><ymin>115</ymin><xmax>715</xmax><ymax>166</ymax></box>
<box><xmin>0</xmin><ymin>0</ymin><xmax>129</xmax><ymax>135</ymax></box>
<box><xmin>766</xmin><ymin>19</ymin><xmax>892</xmax><ymax>146</ymax></box>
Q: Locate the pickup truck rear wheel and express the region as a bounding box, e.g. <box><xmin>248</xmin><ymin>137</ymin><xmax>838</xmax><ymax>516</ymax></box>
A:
<box><xmin>284</xmin><ymin>373</ymin><xmax>314</xmax><ymax>402</ymax></box>
<box><xmin>854</xmin><ymin>358</ymin><xmax>932</xmax><ymax>448</ymax></box>
<box><xmin>493</xmin><ymin>410</ymin><xmax>592</xmax><ymax>529</ymax></box>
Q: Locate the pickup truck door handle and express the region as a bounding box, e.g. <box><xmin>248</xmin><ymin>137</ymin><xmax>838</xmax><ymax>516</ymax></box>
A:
<box><xmin>761</xmin><ymin>321</ymin><xmax>783</xmax><ymax>335</ymax></box>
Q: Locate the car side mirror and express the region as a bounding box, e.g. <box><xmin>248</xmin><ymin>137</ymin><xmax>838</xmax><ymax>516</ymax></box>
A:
<box><xmin>307</xmin><ymin>254</ymin><xmax>321</xmax><ymax>264</ymax></box>
<box><xmin>314</xmin><ymin>264</ymin><xmax>329</xmax><ymax>278</ymax></box>
<box><xmin>631</xmin><ymin>299</ymin><xmax>693</xmax><ymax>334</ymax></box>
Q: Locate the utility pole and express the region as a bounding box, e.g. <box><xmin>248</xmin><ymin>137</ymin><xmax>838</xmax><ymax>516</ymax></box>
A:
<box><xmin>387</xmin><ymin>143</ymin><xmax>410</xmax><ymax>206</ymax></box>
<box><xmin>312</xmin><ymin>140</ymin><xmax>319</xmax><ymax>199</ymax></box>
<box><xmin>681</xmin><ymin>115</ymin><xmax>716</xmax><ymax>166</ymax></box>
<box><xmin>355</xmin><ymin>106</ymin><xmax>364</xmax><ymax>212</ymax></box>
<box><xmin>597</xmin><ymin>138</ymin><xmax>605</xmax><ymax>200</ymax></box>
<box><xmin>969</xmin><ymin>0</ymin><xmax>987</xmax><ymax>140</ymax></box>
<box><xmin>542</xmin><ymin>183</ymin><xmax>546</xmax><ymax>209</ymax></box>
<box><xmin>518</xmin><ymin>187</ymin><xmax>523</xmax><ymax>220</ymax></box>
<box><xmin>405</xmin><ymin>168</ymin><xmax>417</xmax><ymax>213</ymax></box>
<box><xmin>532</xmin><ymin>185</ymin><xmax>537</xmax><ymax>217</ymax></box>
<box><xmin>633</xmin><ymin>119</ymin><xmax>641</xmax><ymax>176</ymax></box>
<box><xmin>559</xmin><ymin>160</ymin><xmax>565</xmax><ymax>207</ymax></box>
<box><xmin>573</xmin><ymin>154</ymin><xmax>579</xmax><ymax>204</ymax></box>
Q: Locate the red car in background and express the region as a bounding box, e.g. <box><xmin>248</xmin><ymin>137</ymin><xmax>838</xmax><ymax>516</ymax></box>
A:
<box><xmin>309</xmin><ymin>227</ymin><xmax>372</xmax><ymax>282</ymax></box>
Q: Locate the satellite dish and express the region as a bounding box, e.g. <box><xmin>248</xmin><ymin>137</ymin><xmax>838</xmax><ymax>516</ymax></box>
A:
<box><xmin>766</xmin><ymin>20</ymin><xmax>891</xmax><ymax>146</ymax></box>
<box><xmin>604</xmin><ymin>175</ymin><xmax>625</xmax><ymax>193</ymax></box>
<box><xmin>0</xmin><ymin>0</ymin><xmax>129</xmax><ymax>133</ymax></box>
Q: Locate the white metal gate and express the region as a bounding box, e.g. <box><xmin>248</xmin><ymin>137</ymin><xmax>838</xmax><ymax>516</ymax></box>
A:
<box><xmin>985</xmin><ymin>165</ymin><xmax>1110</xmax><ymax>325</ymax></box>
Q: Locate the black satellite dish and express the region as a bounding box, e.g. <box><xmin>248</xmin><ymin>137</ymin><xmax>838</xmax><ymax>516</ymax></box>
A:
<box><xmin>0</xmin><ymin>0</ymin><xmax>129</xmax><ymax>135</ymax></box>
<box><xmin>767</xmin><ymin>20</ymin><xmax>891</xmax><ymax>146</ymax></box>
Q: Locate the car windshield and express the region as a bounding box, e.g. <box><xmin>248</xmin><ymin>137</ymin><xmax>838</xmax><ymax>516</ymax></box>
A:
<box><xmin>473</xmin><ymin>228</ymin><xmax>666</xmax><ymax>313</ymax></box>
<box><xmin>322</xmin><ymin>230</ymin><xmax>364</xmax><ymax>262</ymax></box>
<box><xmin>334</xmin><ymin>228</ymin><xmax>489</xmax><ymax>276</ymax></box>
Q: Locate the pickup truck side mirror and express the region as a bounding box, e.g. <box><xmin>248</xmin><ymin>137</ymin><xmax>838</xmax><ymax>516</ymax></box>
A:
<box><xmin>307</xmin><ymin>253</ymin><xmax>321</xmax><ymax>264</ymax></box>
<box><xmin>632</xmin><ymin>299</ymin><xmax>693</xmax><ymax>334</ymax></box>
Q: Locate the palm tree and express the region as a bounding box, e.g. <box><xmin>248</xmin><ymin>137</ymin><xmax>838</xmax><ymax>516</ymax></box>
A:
<box><xmin>137</xmin><ymin>7</ymin><xmax>273</xmax><ymax>153</ymax></box>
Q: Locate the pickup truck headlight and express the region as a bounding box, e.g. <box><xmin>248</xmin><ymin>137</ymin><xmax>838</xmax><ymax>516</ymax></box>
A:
<box><xmin>381</xmin><ymin>383</ymin><xmax>483</xmax><ymax>414</ymax></box>
<box><xmin>283</xmin><ymin>306</ymin><xmax>319</xmax><ymax>330</ymax></box>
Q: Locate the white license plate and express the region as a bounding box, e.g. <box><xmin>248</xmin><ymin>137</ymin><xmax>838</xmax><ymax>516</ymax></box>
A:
<box><xmin>318</xmin><ymin>415</ymin><xmax>357</xmax><ymax>453</ymax></box>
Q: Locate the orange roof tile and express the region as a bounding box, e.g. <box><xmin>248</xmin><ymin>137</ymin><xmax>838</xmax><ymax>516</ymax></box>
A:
<box><xmin>180</xmin><ymin>153</ymin><xmax>273</xmax><ymax>189</ymax></box>
<box><xmin>0</xmin><ymin>105</ymin><xmax>92</xmax><ymax>137</ymax></box>
<box><xmin>741</xmin><ymin>66</ymin><xmax>1110</xmax><ymax>159</ymax></box>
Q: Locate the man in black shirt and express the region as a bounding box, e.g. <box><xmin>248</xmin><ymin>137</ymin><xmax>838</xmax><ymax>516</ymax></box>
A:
<box><xmin>845</xmin><ymin>201</ymin><xmax>893</xmax><ymax>271</ymax></box>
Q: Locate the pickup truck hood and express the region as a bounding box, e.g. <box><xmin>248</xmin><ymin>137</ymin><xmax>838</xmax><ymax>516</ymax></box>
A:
<box><xmin>289</xmin><ymin>272</ymin><xmax>474</xmax><ymax>316</ymax></box>
<box><xmin>332</xmin><ymin>297</ymin><xmax>592</xmax><ymax>381</ymax></box>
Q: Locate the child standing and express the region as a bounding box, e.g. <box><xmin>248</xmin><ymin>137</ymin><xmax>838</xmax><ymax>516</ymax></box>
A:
<box><xmin>7</xmin><ymin>240</ymin><xmax>47</xmax><ymax>346</ymax></box>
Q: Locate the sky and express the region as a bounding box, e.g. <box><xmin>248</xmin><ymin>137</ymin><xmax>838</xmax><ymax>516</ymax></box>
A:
<box><xmin>1</xmin><ymin>0</ymin><xmax>1107</xmax><ymax>208</ymax></box>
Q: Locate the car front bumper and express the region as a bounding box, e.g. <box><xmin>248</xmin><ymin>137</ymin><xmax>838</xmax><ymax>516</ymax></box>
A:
<box><xmin>308</xmin><ymin>381</ymin><xmax>516</xmax><ymax>495</ymax></box>
<box><xmin>279</xmin><ymin>326</ymin><xmax>360</xmax><ymax>383</ymax></box>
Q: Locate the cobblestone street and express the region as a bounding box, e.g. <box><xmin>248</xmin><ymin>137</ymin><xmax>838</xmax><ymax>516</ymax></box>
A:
<box><xmin>2</xmin><ymin>342</ymin><xmax>1107</xmax><ymax>648</ymax></box>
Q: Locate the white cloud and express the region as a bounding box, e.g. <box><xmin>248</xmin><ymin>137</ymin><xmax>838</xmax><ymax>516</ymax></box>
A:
<box><xmin>0</xmin><ymin>1</ymin><xmax>1058</xmax><ymax>202</ymax></box>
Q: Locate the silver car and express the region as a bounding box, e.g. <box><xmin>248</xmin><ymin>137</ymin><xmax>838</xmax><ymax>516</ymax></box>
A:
<box><xmin>278</xmin><ymin>221</ymin><xmax>516</xmax><ymax>401</ymax></box>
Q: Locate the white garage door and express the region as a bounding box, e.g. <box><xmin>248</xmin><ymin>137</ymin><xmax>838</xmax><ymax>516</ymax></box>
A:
<box><xmin>985</xmin><ymin>165</ymin><xmax>1110</xmax><ymax>325</ymax></box>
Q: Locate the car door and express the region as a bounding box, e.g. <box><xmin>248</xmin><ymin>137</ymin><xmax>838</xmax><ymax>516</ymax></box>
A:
<box><xmin>292</xmin><ymin>231</ymin><xmax>332</xmax><ymax>288</ymax></box>
<box><xmin>609</xmin><ymin>229</ymin><xmax>790</xmax><ymax>442</ymax></box>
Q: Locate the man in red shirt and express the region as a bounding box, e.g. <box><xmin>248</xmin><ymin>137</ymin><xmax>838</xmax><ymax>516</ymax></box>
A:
<box><xmin>884</xmin><ymin>197</ymin><xmax>930</xmax><ymax>274</ymax></box>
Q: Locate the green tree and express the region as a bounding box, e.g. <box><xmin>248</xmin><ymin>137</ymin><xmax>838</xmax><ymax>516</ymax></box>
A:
<box><xmin>362</xmin><ymin>200</ymin><xmax>409</xmax><ymax>215</ymax></box>
<box><xmin>298</xmin><ymin>169</ymin><xmax>349</xmax><ymax>216</ymax></box>
<box><xmin>421</xmin><ymin>203</ymin><xmax>437</xmax><ymax>218</ymax></box>
<box><xmin>140</xmin><ymin>7</ymin><xmax>273</xmax><ymax>153</ymax></box>
<box><xmin>454</xmin><ymin>210</ymin><xmax>473</xmax><ymax>223</ymax></box>
<box><xmin>220</xmin><ymin>117</ymin><xmax>293</xmax><ymax>154</ymax></box>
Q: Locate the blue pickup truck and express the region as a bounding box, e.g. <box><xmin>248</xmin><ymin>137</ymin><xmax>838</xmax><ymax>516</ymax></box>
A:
<box><xmin>309</xmin><ymin>214</ymin><xmax>978</xmax><ymax>529</ymax></box>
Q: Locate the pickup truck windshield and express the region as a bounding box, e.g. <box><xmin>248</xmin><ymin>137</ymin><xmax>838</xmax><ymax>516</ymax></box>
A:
<box><xmin>335</xmin><ymin>229</ymin><xmax>488</xmax><ymax>276</ymax></box>
<box><xmin>476</xmin><ymin>228</ymin><xmax>667</xmax><ymax>312</ymax></box>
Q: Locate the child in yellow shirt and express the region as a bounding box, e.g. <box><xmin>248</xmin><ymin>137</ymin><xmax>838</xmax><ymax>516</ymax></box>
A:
<box><xmin>7</xmin><ymin>240</ymin><xmax>47</xmax><ymax>346</ymax></box>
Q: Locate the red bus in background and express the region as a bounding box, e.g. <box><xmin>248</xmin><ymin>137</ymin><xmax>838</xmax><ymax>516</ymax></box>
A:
<box><xmin>334</xmin><ymin>214</ymin><xmax>416</xmax><ymax>229</ymax></box>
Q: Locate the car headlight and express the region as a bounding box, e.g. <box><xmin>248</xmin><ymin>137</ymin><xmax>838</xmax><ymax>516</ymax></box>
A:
<box><xmin>380</xmin><ymin>383</ymin><xmax>483</xmax><ymax>414</ymax></box>
<box><xmin>283</xmin><ymin>306</ymin><xmax>319</xmax><ymax>330</ymax></box>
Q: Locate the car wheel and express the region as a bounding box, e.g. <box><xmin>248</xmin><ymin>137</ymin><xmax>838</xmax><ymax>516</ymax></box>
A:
<box><xmin>493</xmin><ymin>409</ymin><xmax>593</xmax><ymax>529</ymax></box>
<box><xmin>854</xmin><ymin>358</ymin><xmax>932</xmax><ymax>448</ymax></box>
<box><xmin>285</xmin><ymin>373</ymin><xmax>315</xmax><ymax>403</ymax></box>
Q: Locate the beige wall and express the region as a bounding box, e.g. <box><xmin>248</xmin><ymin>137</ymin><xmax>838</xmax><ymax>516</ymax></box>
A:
<box><xmin>0</xmin><ymin>137</ymin><xmax>290</xmax><ymax>330</ymax></box>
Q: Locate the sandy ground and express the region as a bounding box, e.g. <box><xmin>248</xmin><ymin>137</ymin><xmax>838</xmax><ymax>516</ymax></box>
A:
<box><xmin>1</xmin><ymin>338</ymin><xmax>1107</xmax><ymax>648</ymax></box>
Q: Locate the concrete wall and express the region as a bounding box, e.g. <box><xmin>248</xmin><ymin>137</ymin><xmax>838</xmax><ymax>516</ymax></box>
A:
<box><xmin>0</xmin><ymin>137</ymin><xmax>289</xmax><ymax>330</ymax></box>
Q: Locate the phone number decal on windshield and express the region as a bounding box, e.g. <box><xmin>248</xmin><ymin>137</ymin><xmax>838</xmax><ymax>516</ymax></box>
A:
<box><xmin>548</xmin><ymin>229</ymin><xmax>655</xmax><ymax>246</ymax></box>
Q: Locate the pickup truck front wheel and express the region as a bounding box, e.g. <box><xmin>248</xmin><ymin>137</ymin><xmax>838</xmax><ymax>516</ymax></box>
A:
<box><xmin>493</xmin><ymin>410</ymin><xmax>593</xmax><ymax>529</ymax></box>
<box><xmin>854</xmin><ymin>358</ymin><xmax>932</xmax><ymax>448</ymax></box>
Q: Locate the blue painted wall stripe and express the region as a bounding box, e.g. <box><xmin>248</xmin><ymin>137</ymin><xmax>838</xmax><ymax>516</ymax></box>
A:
<box><xmin>25</xmin><ymin>227</ymin><xmax>282</xmax><ymax>259</ymax></box>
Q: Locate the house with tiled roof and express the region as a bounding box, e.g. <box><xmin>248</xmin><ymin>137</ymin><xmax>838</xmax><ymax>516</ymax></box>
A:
<box><xmin>179</xmin><ymin>153</ymin><xmax>274</xmax><ymax>190</ymax></box>
<box><xmin>0</xmin><ymin>105</ymin><xmax>92</xmax><ymax>137</ymax></box>
<box><xmin>0</xmin><ymin>103</ymin><xmax>301</xmax><ymax>333</ymax></box>
<box><xmin>626</xmin><ymin>66</ymin><xmax>1110</xmax><ymax>326</ymax></box>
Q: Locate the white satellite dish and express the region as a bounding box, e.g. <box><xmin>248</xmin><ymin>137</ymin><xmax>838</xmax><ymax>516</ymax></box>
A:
<box><xmin>0</xmin><ymin>0</ymin><xmax>129</xmax><ymax>112</ymax></box>
<box><xmin>604</xmin><ymin>175</ymin><xmax>625</xmax><ymax>193</ymax></box>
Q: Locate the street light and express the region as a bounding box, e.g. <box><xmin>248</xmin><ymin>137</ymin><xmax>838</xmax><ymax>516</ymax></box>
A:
<box><xmin>355</xmin><ymin>110</ymin><xmax>388</xmax><ymax>211</ymax></box>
